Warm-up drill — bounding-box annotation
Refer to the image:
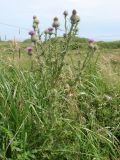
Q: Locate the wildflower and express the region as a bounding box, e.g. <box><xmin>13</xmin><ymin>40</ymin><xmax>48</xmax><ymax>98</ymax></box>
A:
<box><xmin>33</xmin><ymin>15</ymin><xmax>39</xmax><ymax>24</ymax></box>
<box><xmin>88</xmin><ymin>39</ymin><xmax>95</xmax><ymax>44</ymax></box>
<box><xmin>27</xmin><ymin>46</ymin><xmax>33</xmax><ymax>56</ymax></box>
<box><xmin>33</xmin><ymin>15</ymin><xmax>37</xmax><ymax>19</ymax></box>
<box><xmin>47</xmin><ymin>27</ymin><xmax>54</xmax><ymax>35</ymax></box>
<box><xmin>88</xmin><ymin>39</ymin><xmax>98</xmax><ymax>51</ymax></box>
<box><xmin>63</xmin><ymin>10</ymin><xmax>68</xmax><ymax>17</ymax></box>
<box><xmin>48</xmin><ymin>27</ymin><xmax>54</xmax><ymax>32</ymax></box>
<box><xmin>29</xmin><ymin>31</ymin><xmax>35</xmax><ymax>36</ymax></box>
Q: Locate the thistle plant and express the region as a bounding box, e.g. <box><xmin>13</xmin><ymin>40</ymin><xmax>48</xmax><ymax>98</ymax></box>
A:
<box><xmin>1</xmin><ymin>9</ymin><xmax>120</xmax><ymax>160</ymax></box>
<box><xmin>27</xmin><ymin>9</ymin><xmax>80</xmax><ymax>87</ymax></box>
<box><xmin>52</xmin><ymin>17</ymin><xmax>60</xmax><ymax>37</ymax></box>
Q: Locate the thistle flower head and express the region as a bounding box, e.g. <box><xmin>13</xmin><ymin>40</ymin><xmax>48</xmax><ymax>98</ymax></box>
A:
<box><xmin>88</xmin><ymin>39</ymin><xmax>98</xmax><ymax>51</ymax></box>
<box><xmin>48</xmin><ymin>27</ymin><xmax>54</xmax><ymax>32</ymax></box>
<box><xmin>54</xmin><ymin>17</ymin><xmax>58</xmax><ymax>21</ymax></box>
<box><xmin>29</xmin><ymin>31</ymin><xmax>35</xmax><ymax>36</ymax></box>
<box><xmin>27</xmin><ymin>46</ymin><xmax>33</xmax><ymax>55</ymax></box>
<box><xmin>33</xmin><ymin>15</ymin><xmax>37</xmax><ymax>19</ymax></box>
<box><xmin>63</xmin><ymin>10</ymin><xmax>68</xmax><ymax>17</ymax></box>
<box><xmin>72</xmin><ymin>9</ymin><xmax>77</xmax><ymax>15</ymax></box>
<box><xmin>70</xmin><ymin>15</ymin><xmax>80</xmax><ymax>24</ymax></box>
<box><xmin>31</xmin><ymin>34</ymin><xmax>39</xmax><ymax>43</ymax></box>
<box><xmin>70</xmin><ymin>9</ymin><xmax>80</xmax><ymax>24</ymax></box>
<box><xmin>88</xmin><ymin>39</ymin><xmax>95</xmax><ymax>44</ymax></box>
<box><xmin>52</xmin><ymin>17</ymin><xmax>60</xmax><ymax>28</ymax></box>
<box><xmin>52</xmin><ymin>22</ymin><xmax>60</xmax><ymax>28</ymax></box>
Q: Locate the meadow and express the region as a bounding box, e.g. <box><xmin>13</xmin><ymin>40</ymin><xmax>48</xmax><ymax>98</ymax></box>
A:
<box><xmin>0</xmin><ymin>10</ymin><xmax>120</xmax><ymax>160</ymax></box>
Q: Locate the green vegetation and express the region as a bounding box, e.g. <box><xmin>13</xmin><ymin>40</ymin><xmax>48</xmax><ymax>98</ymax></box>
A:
<box><xmin>0</xmin><ymin>37</ymin><xmax>120</xmax><ymax>160</ymax></box>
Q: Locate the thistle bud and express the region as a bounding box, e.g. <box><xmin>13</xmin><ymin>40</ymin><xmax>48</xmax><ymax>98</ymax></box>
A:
<box><xmin>72</xmin><ymin>9</ymin><xmax>77</xmax><ymax>15</ymax></box>
<box><xmin>70</xmin><ymin>15</ymin><xmax>80</xmax><ymax>24</ymax></box>
<box><xmin>70</xmin><ymin>9</ymin><xmax>80</xmax><ymax>24</ymax></box>
<box><xmin>52</xmin><ymin>17</ymin><xmax>60</xmax><ymax>28</ymax></box>
<box><xmin>31</xmin><ymin>34</ymin><xmax>38</xmax><ymax>43</ymax></box>
<box><xmin>27</xmin><ymin>46</ymin><xmax>33</xmax><ymax>56</ymax></box>
<box><xmin>54</xmin><ymin>17</ymin><xmax>58</xmax><ymax>21</ymax></box>
<box><xmin>33</xmin><ymin>18</ymin><xmax>39</xmax><ymax>24</ymax></box>
<box><xmin>63</xmin><ymin>10</ymin><xmax>68</xmax><ymax>17</ymax></box>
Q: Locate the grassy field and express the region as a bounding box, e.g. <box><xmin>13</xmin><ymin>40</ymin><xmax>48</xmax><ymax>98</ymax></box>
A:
<box><xmin>0</xmin><ymin>38</ymin><xmax>120</xmax><ymax>160</ymax></box>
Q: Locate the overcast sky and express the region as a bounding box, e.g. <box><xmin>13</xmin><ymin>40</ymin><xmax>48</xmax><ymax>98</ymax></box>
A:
<box><xmin>0</xmin><ymin>0</ymin><xmax>120</xmax><ymax>41</ymax></box>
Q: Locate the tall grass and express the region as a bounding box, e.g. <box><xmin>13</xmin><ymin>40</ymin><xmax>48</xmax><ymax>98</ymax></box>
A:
<box><xmin>0</xmin><ymin>41</ymin><xmax>120</xmax><ymax>160</ymax></box>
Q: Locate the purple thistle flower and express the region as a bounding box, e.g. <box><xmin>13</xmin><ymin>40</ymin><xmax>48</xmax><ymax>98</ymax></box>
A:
<box><xmin>33</xmin><ymin>15</ymin><xmax>37</xmax><ymax>19</ymax></box>
<box><xmin>48</xmin><ymin>27</ymin><xmax>54</xmax><ymax>32</ymax></box>
<box><xmin>88</xmin><ymin>39</ymin><xmax>95</xmax><ymax>44</ymax></box>
<box><xmin>27</xmin><ymin>46</ymin><xmax>33</xmax><ymax>55</ymax></box>
<box><xmin>28</xmin><ymin>31</ymin><xmax>35</xmax><ymax>36</ymax></box>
